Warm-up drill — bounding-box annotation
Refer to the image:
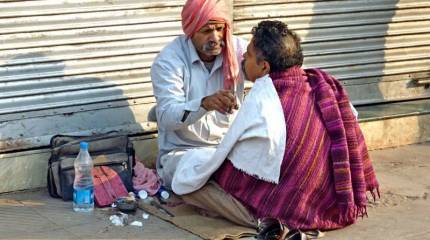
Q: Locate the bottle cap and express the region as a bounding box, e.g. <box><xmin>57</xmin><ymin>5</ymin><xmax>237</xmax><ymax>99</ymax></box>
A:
<box><xmin>159</xmin><ymin>190</ymin><xmax>170</xmax><ymax>200</ymax></box>
<box><xmin>138</xmin><ymin>190</ymin><xmax>148</xmax><ymax>199</ymax></box>
<box><xmin>80</xmin><ymin>141</ymin><xmax>89</xmax><ymax>150</ymax></box>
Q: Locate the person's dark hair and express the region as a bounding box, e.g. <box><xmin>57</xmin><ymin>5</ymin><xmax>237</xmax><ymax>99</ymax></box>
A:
<box><xmin>251</xmin><ymin>20</ymin><xmax>303</xmax><ymax>72</ymax></box>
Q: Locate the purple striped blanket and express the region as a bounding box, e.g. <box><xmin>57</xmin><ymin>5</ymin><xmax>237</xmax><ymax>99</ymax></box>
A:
<box><xmin>214</xmin><ymin>66</ymin><xmax>379</xmax><ymax>230</ymax></box>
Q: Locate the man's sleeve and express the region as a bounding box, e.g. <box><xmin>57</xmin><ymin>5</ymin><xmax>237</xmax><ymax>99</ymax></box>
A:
<box><xmin>150</xmin><ymin>56</ymin><xmax>207</xmax><ymax>131</ymax></box>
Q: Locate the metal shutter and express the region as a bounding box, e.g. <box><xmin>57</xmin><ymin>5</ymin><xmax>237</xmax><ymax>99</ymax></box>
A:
<box><xmin>234</xmin><ymin>0</ymin><xmax>430</xmax><ymax>105</ymax></box>
<box><xmin>0</xmin><ymin>0</ymin><xmax>184</xmax><ymax>152</ymax></box>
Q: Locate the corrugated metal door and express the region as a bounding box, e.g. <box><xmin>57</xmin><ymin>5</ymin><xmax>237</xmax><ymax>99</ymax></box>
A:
<box><xmin>234</xmin><ymin>0</ymin><xmax>430</xmax><ymax>105</ymax></box>
<box><xmin>0</xmin><ymin>0</ymin><xmax>184</xmax><ymax>153</ymax></box>
<box><xmin>3</xmin><ymin>0</ymin><xmax>430</xmax><ymax>153</ymax></box>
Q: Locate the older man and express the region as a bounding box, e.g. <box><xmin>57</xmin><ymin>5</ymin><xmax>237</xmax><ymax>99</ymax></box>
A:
<box><xmin>151</xmin><ymin>0</ymin><xmax>246</xmax><ymax>188</ymax></box>
<box><xmin>151</xmin><ymin>0</ymin><xmax>257</xmax><ymax>226</ymax></box>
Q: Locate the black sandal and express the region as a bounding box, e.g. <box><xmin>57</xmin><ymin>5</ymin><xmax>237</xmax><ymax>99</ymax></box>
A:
<box><xmin>255</xmin><ymin>218</ymin><xmax>323</xmax><ymax>240</ymax></box>
<box><xmin>255</xmin><ymin>218</ymin><xmax>289</xmax><ymax>240</ymax></box>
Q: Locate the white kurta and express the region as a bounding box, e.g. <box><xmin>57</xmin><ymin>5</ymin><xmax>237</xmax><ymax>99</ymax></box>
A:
<box><xmin>172</xmin><ymin>75</ymin><xmax>287</xmax><ymax>195</ymax></box>
<box><xmin>150</xmin><ymin>35</ymin><xmax>247</xmax><ymax>188</ymax></box>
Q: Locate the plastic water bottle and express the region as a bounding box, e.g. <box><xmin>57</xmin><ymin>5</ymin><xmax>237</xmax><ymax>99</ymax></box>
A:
<box><xmin>73</xmin><ymin>141</ymin><xmax>94</xmax><ymax>212</ymax></box>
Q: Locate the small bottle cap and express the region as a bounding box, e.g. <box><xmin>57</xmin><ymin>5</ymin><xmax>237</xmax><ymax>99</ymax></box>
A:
<box><xmin>160</xmin><ymin>190</ymin><xmax>170</xmax><ymax>200</ymax></box>
<box><xmin>80</xmin><ymin>141</ymin><xmax>89</xmax><ymax>150</ymax></box>
<box><xmin>138</xmin><ymin>190</ymin><xmax>148</xmax><ymax>200</ymax></box>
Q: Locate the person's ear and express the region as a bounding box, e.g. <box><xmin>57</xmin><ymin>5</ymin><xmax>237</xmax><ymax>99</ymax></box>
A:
<box><xmin>262</xmin><ymin>60</ymin><xmax>271</xmax><ymax>75</ymax></box>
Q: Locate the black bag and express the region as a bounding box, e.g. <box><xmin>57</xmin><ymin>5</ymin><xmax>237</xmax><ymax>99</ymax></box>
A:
<box><xmin>47</xmin><ymin>132</ymin><xmax>135</xmax><ymax>201</ymax></box>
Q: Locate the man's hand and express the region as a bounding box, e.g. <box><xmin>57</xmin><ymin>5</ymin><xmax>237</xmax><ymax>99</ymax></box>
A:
<box><xmin>201</xmin><ymin>90</ymin><xmax>238</xmax><ymax>114</ymax></box>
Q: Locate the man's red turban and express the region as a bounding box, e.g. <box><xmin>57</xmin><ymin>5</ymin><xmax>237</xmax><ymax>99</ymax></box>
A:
<box><xmin>181</xmin><ymin>0</ymin><xmax>240</xmax><ymax>90</ymax></box>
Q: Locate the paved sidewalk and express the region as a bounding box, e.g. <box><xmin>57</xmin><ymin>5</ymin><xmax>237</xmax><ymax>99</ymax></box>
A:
<box><xmin>0</xmin><ymin>142</ymin><xmax>429</xmax><ymax>239</ymax></box>
<box><xmin>323</xmin><ymin>142</ymin><xmax>430</xmax><ymax>240</ymax></box>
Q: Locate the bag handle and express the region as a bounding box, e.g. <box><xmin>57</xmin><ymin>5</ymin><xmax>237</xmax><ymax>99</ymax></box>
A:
<box><xmin>50</xmin><ymin>130</ymin><xmax>121</xmax><ymax>150</ymax></box>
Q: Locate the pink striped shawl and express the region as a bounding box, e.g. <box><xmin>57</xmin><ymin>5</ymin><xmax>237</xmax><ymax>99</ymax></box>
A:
<box><xmin>214</xmin><ymin>67</ymin><xmax>379</xmax><ymax>230</ymax></box>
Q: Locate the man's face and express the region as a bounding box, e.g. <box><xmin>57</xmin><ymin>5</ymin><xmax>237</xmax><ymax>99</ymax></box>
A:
<box><xmin>242</xmin><ymin>38</ymin><xmax>268</xmax><ymax>82</ymax></box>
<box><xmin>191</xmin><ymin>22</ymin><xmax>226</xmax><ymax>61</ymax></box>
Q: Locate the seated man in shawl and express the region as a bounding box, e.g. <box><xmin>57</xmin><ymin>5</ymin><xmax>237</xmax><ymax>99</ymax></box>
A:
<box><xmin>150</xmin><ymin>0</ymin><xmax>255</xmax><ymax>226</ymax></box>
<box><xmin>179</xmin><ymin>20</ymin><xmax>380</xmax><ymax>232</ymax></box>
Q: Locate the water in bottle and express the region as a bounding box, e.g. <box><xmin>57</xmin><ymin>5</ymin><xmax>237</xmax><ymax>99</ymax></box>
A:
<box><xmin>73</xmin><ymin>141</ymin><xmax>94</xmax><ymax>212</ymax></box>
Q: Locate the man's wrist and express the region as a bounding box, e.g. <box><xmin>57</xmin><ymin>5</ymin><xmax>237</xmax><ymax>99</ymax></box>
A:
<box><xmin>200</xmin><ymin>96</ymin><xmax>208</xmax><ymax>110</ymax></box>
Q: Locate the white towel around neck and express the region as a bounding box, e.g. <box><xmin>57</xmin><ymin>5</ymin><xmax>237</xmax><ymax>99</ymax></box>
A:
<box><xmin>172</xmin><ymin>75</ymin><xmax>286</xmax><ymax>195</ymax></box>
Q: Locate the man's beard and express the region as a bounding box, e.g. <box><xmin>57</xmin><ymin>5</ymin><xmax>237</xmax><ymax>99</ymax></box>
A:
<box><xmin>202</xmin><ymin>40</ymin><xmax>225</xmax><ymax>55</ymax></box>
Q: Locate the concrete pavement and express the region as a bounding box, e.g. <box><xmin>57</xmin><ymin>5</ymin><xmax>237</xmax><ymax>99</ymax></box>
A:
<box><xmin>0</xmin><ymin>142</ymin><xmax>429</xmax><ymax>239</ymax></box>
